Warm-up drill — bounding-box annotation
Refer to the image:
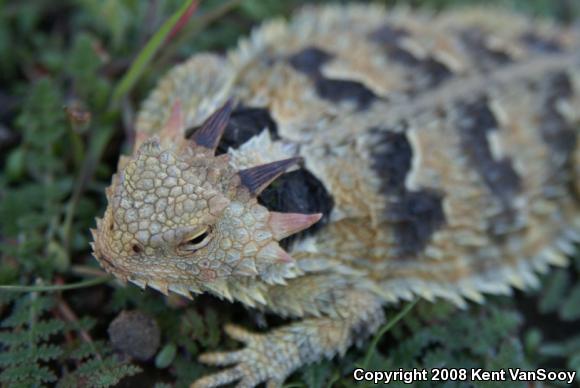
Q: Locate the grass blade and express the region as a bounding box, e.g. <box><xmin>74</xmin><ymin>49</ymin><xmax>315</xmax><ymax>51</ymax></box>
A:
<box><xmin>361</xmin><ymin>299</ymin><xmax>418</xmax><ymax>369</ymax></box>
<box><xmin>0</xmin><ymin>276</ymin><xmax>112</xmax><ymax>293</ymax></box>
<box><xmin>110</xmin><ymin>0</ymin><xmax>199</xmax><ymax>106</ymax></box>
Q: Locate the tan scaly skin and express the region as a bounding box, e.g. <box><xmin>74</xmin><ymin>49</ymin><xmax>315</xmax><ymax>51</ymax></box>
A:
<box><xmin>92</xmin><ymin>100</ymin><xmax>384</xmax><ymax>387</ymax></box>
<box><xmin>92</xmin><ymin>5</ymin><xmax>580</xmax><ymax>387</ymax></box>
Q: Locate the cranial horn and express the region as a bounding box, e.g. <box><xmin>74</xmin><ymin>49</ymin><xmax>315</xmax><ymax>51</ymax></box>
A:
<box><xmin>191</xmin><ymin>98</ymin><xmax>234</xmax><ymax>152</ymax></box>
<box><xmin>238</xmin><ymin>157</ymin><xmax>302</xmax><ymax>196</ymax></box>
<box><xmin>268</xmin><ymin>212</ymin><xmax>322</xmax><ymax>240</ymax></box>
<box><xmin>160</xmin><ymin>99</ymin><xmax>184</xmax><ymax>139</ymax></box>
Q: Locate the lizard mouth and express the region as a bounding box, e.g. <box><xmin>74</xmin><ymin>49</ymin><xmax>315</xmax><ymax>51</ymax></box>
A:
<box><xmin>89</xmin><ymin>226</ymin><xmax>128</xmax><ymax>280</ymax></box>
<box><xmin>93</xmin><ymin>250</ymin><xmax>130</xmax><ymax>282</ymax></box>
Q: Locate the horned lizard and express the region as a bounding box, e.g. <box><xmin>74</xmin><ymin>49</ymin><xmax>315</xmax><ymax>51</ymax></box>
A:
<box><xmin>91</xmin><ymin>4</ymin><xmax>580</xmax><ymax>387</ymax></box>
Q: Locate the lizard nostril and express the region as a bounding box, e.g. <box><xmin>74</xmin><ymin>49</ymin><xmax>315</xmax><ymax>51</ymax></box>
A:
<box><xmin>132</xmin><ymin>244</ymin><xmax>142</xmax><ymax>254</ymax></box>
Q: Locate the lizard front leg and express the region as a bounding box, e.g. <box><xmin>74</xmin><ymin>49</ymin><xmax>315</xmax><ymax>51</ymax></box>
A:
<box><xmin>191</xmin><ymin>285</ymin><xmax>384</xmax><ymax>388</ymax></box>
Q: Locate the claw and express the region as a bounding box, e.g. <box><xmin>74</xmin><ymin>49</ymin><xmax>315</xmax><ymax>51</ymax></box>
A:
<box><xmin>224</xmin><ymin>323</ymin><xmax>255</xmax><ymax>343</ymax></box>
<box><xmin>190</xmin><ymin>365</ymin><xmax>243</xmax><ymax>388</ymax></box>
<box><xmin>191</xmin><ymin>324</ymin><xmax>293</xmax><ymax>388</ymax></box>
<box><xmin>199</xmin><ymin>350</ymin><xmax>244</xmax><ymax>366</ymax></box>
<box><xmin>265</xmin><ymin>379</ymin><xmax>283</xmax><ymax>388</ymax></box>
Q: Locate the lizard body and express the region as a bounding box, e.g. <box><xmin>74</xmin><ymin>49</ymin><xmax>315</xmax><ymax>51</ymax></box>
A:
<box><xmin>92</xmin><ymin>5</ymin><xmax>580</xmax><ymax>387</ymax></box>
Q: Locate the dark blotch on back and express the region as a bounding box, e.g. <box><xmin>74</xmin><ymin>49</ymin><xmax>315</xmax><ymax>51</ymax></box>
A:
<box><xmin>314</xmin><ymin>78</ymin><xmax>378</xmax><ymax>110</ymax></box>
<box><xmin>369</xmin><ymin>127</ymin><xmax>446</xmax><ymax>257</ymax></box>
<box><xmin>538</xmin><ymin>71</ymin><xmax>577</xmax><ymax>168</ymax></box>
<box><xmin>369</xmin><ymin>25</ymin><xmax>452</xmax><ymax>89</ymax></box>
<box><xmin>259</xmin><ymin>169</ymin><xmax>334</xmax><ymax>249</ymax></box>
<box><xmin>187</xmin><ymin>106</ymin><xmax>279</xmax><ymax>155</ymax></box>
<box><xmin>385</xmin><ymin>190</ymin><xmax>446</xmax><ymax>257</ymax></box>
<box><xmin>521</xmin><ymin>32</ymin><xmax>562</xmax><ymax>53</ymax></box>
<box><xmin>385</xmin><ymin>47</ymin><xmax>453</xmax><ymax>89</ymax></box>
<box><xmin>419</xmin><ymin>58</ymin><xmax>453</xmax><ymax>88</ymax></box>
<box><xmin>288</xmin><ymin>46</ymin><xmax>379</xmax><ymax>110</ymax></box>
<box><xmin>455</xmin><ymin>97</ymin><xmax>523</xmax><ymax>236</ymax></box>
<box><xmin>369</xmin><ymin>130</ymin><xmax>412</xmax><ymax>195</ymax></box>
<box><xmin>217</xmin><ymin>106</ymin><xmax>279</xmax><ymax>155</ymax></box>
<box><xmin>460</xmin><ymin>29</ymin><xmax>513</xmax><ymax>71</ymax></box>
<box><xmin>288</xmin><ymin>47</ymin><xmax>333</xmax><ymax>76</ymax></box>
<box><xmin>368</xmin><ymin>24</ymin><xmax>409</xmax><ymax>45</ymax></box>
<box><xmin>455</xmin><ymin>97</ymin><xmax>521</xmax><ymax>201</ymax></box>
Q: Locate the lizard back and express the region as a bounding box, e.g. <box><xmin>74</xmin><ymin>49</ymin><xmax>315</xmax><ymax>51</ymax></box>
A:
<box><xmin>135</xmin><ymin>4</ymin><xmax>580</xmax><ymax>306</ymax></box>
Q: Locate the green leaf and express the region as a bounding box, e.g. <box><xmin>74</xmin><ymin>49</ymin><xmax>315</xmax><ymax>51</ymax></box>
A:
<box><xmin>539</xmin><ymin>269</ymin><xmax>570</xmax><ymax>314</ymax></box>
<box><xmin>5</xmin><ymin>148</ymin><xmax>25</xmax><ymax>182</ymax></box>
<box><xmin>155</xmin><ymin>343</ymin><xmax>177</xmax><ymax>369</ymax></box>
<box><xmin>560</xmin><ymin>284</ymin><xmax>580</xmax><ymax>321</ymax></box>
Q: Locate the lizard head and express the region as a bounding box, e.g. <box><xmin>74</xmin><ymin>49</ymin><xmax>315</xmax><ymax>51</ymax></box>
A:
<box><xmin>91</xmin><ymin>100</ymin><xmax>321</xmax><ymax>300</ymax></box>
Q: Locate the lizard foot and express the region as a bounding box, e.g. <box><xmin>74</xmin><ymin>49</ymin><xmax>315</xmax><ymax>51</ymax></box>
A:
<box><xmin>191</xmin><ymin>324</ymin><xmax>301</xmax><ymax>388</ymax></box>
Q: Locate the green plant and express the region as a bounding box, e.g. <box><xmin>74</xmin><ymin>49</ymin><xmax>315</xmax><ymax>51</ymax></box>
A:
<box><xmin>1</xmin><ymin>1</ymin><xmax>579</xmax><ymax>387</ymax></box>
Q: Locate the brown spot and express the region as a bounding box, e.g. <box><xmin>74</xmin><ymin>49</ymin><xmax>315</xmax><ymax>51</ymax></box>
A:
<box><xmin>200</xmin><ymin>269</ymin><xmax>216</xmax><ymax>281</ymax></box>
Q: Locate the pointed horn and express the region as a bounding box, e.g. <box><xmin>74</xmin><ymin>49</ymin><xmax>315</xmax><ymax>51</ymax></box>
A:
<box><xmin>234</xmin><ymin>259</ymin><xmax>259</xmax><ymax>276</ymax></box>
<box><xmin>168</xmin><ymin>284</ymin><xmax>193</xmax><ymax>300</ymax></box>
<box><xmin>238</xmin><ymin>157</ymin><xmax>302</xmax><ymax>195</ymax></box>
<box><xmin>160</xmin><ymin>99</ymin><xmax>184</xmax><ymax>139</ymax></box>
<box><xmin>148</xmin><ymin>280</ymin><xmax>170</xmax><ymax>295</ymax></box>
<box><xmin>129</xmin><ymin>278</ymin><xmax>147</xmax><ymax>290</ymax></box>
<box><xmin>257</xmin><ymin>242</ymin><xmax>294</xmax><ymax>264</ymax></box>
<box><xmin>191</xmin><ymin>98</ymin><xmax>234</xmax><ymax>151</ymax></box>
<box><xmin>268</xmin><ymin>212</ymin><xmax>322</xmax><ymax>240</ymax></box>
<box><xmin>204</xmin><ymin>279</ymin><xmax>233</xmax><ymax>301</ymax></box>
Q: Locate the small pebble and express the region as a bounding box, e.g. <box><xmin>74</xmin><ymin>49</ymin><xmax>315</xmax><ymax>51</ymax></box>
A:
<box><xmin>108</xmin><ymin>310</ymin><xmax>160</xmax><ymax>361</ymax></box>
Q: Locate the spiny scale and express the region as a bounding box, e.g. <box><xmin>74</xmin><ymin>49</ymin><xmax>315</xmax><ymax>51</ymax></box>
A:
<box><xmin>134</xmin><ymin>4</ymin><xmax>580</xmax><ymax>306</ymax></box>
<box><xmin>96</xmin><ymin>4</ymin><xmax>580</xmax><ymax>388</ymax></box>
<box><xmin>191</xmin><ymin>98</ymin><xmax>234</xmax><ymax>151</ymax></box>
<box><xmin>268</xmin><ymin>212</ymin><xmax>322</xmax><ymax>240</ymax></box>
<box><xmin>238</xmin><ymin>157</ymin><xmax>303</xmax><ymax>195</ymax></box>
<box><xmin>92</xmin><ymin>88</ymin><xmax>320</xmax><ymax>302</ymax></box>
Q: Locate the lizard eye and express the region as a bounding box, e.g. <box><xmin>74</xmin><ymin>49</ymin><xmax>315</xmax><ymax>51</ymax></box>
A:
<box><xmin>179</xmin><ymin>227</ymin><xmax>212</xmax><ymax>252</ymax></box>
